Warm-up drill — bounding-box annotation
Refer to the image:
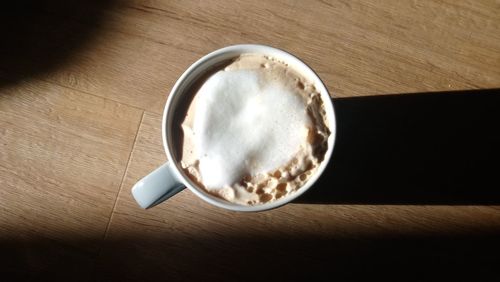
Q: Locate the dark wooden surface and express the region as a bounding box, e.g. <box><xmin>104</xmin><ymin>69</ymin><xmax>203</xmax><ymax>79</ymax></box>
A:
<box><xmin>1</xmin><ymin>1</ymin><xmax>499</xmax><ymax>281</ymax></box>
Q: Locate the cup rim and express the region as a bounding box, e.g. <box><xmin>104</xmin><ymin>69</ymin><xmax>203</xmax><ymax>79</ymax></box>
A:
<box><xmin>162</xmin><ymin>44</ymin><xmax>336</xmax><ymax>212</ymax></box>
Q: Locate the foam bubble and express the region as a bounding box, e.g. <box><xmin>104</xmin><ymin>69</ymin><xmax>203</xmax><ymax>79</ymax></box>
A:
<box><xmin>193</xmin><ymin>69</ymin><xmax>311</xmax><ymax>189</ymax></box>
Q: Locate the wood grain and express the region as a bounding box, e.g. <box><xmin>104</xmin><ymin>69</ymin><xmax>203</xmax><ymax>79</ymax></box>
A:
<box><xmin>0</xmin><ymin>78</ymin><xmax>142</xmax><ymax>253</ymax></box>
<box><xmin>1</xmin><ymin>0</ymin><xmax>497</xmax><ymax>115</ymax></box>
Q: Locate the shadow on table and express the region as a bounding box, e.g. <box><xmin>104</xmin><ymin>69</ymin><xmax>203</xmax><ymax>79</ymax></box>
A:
<box><xmin>2</xmin><ymin>231</ymin><xmax>499</xmax><ymax>281</ymax></box>
<box><xmin>297</xmin><ymin>88</ymin><xmax>500</xmax><ymax>205</ymax></box>
<box><xmin>0</xmin><ymin>0</ymin><xmax>116</xmax><ymax>88</ymax></box>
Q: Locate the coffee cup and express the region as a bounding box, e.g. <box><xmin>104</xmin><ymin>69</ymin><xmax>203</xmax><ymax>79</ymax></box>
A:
<box><xmin>132</xmin><ymin>44</ymin><xmax>337</xmax><ymax>211</ymax></box>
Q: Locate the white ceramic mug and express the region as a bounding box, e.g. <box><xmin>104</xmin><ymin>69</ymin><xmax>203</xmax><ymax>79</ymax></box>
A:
<box><xmin>132</xmin><ymin>44</ymin><xmax>337</xmax><ymax>212</ymax></box>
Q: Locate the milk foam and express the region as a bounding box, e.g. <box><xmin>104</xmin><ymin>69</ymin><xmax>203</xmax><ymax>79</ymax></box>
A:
<box><xmin>180</xmin><ymin>54</ymin><xmax>330</xmax><ymax>205</ymax></box>
<box><xmin>194</xmin><ymin>69</ymin><xmax>310</xmax><ymax>189</ymax></box>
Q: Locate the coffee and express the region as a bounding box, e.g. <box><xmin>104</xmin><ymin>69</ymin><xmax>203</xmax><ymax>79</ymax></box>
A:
<box><xmin>176</xmin><ymin>54</ymin><xmax>330</xmax><ymax>205</ymax></box>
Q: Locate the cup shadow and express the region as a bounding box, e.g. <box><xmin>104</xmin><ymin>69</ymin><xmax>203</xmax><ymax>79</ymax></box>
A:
<box><xmin>297</xmin><ymin>88</ymin><xmax>500</xmax><ymax>205</ymax></box>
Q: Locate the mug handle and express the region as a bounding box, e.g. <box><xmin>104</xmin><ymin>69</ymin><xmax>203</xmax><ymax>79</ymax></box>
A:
<box><xmin>131</xmin><ymin>163</ymin><xmax>185</xmax><ymax>209</ymax></box>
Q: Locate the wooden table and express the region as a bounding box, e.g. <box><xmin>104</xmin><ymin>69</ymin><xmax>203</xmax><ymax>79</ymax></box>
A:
<box><xmin>1</xmin><ymin>1</ymin><xmax>499</xmax><ymax>280</ymax></box>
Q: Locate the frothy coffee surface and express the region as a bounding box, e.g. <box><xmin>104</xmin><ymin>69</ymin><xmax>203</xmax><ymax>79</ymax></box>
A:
<box><xmin>180</xmin><ymin>54</ymin><xmax>330</xmax><ymax>205</ymax></box>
